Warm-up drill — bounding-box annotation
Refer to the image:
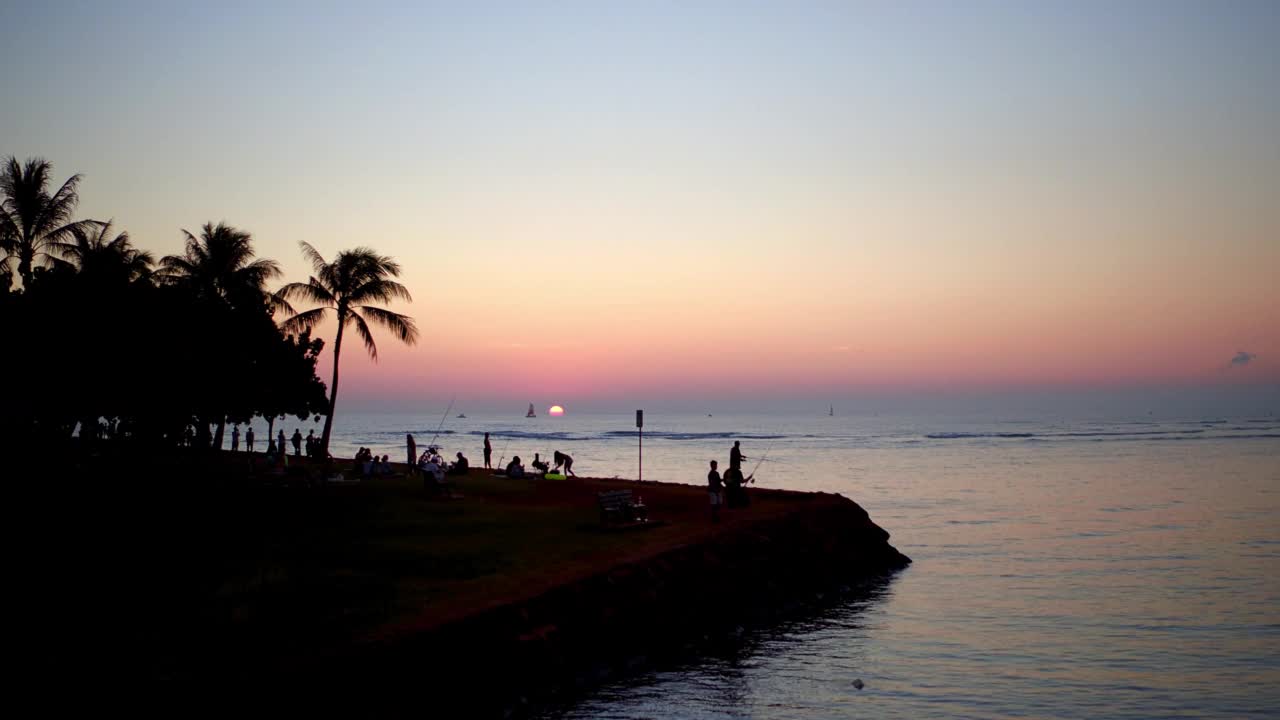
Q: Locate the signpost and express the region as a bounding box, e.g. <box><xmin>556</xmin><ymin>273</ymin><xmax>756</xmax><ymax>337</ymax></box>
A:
<box><xmin>636</xmin><ymin>409</ymin><xmax>644</xmax><ymax>483</ymax></box>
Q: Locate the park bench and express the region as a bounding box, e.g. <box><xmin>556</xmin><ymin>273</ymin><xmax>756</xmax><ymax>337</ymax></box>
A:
<box><xmin>597</xmin><ymin>489</ymin><xmax>648</xmax><ymax>525</ymax></box>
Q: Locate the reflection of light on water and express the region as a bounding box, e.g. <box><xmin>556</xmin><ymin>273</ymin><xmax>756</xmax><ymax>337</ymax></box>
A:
<box><xmin>549</xmin><ymin>405</ymin><xmax>565</xmax><ymax>416</ymax></box>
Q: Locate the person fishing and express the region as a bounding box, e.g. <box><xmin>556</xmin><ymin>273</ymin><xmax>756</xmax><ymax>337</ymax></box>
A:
<box><xmin>729</xmin><ymin>440</ymin><xmax>747</xmax><ymax>472</ymax></box>
<box><xmin>724</xmin><ymin>465</ymin><xmax>751</xmax><ymax>508</ymax></box>
<box><xmin>483</xmin><ymin>432</ymin><xmax>492</xmax><ymax>469</ymax></box>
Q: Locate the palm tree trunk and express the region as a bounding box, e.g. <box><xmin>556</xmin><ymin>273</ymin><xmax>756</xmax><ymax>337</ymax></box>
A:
<box><xmin>320</xmin><ymin>315</ymin><xmax>346</xmax><ymax>455</ymax></box>
<box><xmin>18</xmin><ymin>247</ymin><xmax>34</xmax><ymax>288</ymax></box>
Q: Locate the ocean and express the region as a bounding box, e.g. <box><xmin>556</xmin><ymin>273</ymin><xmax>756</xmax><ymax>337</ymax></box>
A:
<box><xmin>319</xmin><ymin>409</ymin><xmax>1280</xmax><ymax>718</ymax></box>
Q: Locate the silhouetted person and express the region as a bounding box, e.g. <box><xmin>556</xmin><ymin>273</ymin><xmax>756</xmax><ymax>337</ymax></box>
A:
<box><xmin>531</xmin><ymin>453</ymin><xmax>549</xmax><ymax>473</ymax></box>
<box><xmin>725</xmin><ymin>466</ymin><xmax>751</xmax><ymax>508</ymax></box>
<box><xmin>449</xmin><ymin>451</ymin><xmax>469</xmax><ymax>476</ymax></box>
<box><xmin>291</xmin><ymin>429</ymin><xmax>302</xmax><ymax>457</ymax></box>
<box><xmin>553</xmin><ymin>450</ymin><xmax>575</xmax><ymax>476</ymax></box>
<box><xmin>483</xmin><ymin>432</ymin><xmax>492</xmax><ymax>469</ymax></box>
<box><xmin>246</xmin><ymin>426</ymin><xmax>255</xmax><ymax>452</ymax></box>
<box><xmin>708</xmin><ymin>460</ymin><xmax>723</xmax><ymax>523</ymax></box>
<box><xmin>277</xmin><ymin>429</ymin><xmax>286</xmax><ymax>457</ymax></box>
<box><xmin>506</xmin><ymin>455</ymin><xmax>525</xmax><ymax>478</ymax></box>
<box><xmin>306</xmin><ymin>429</ymin><xmax>316</xmax><ymax>457</ymax></box>
<box><xmin>729</xmin><ymin>440</ymin><xmax>746</xmax><ymax>472</ymax></box>
<box><xmin>231</xmin><ymin>425</ymin><xmax>240</xmax><ymax>452</ymax></box>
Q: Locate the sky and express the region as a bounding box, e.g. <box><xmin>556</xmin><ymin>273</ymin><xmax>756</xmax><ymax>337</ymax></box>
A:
<box><xmin>3</xmin><ymin>1</ymin><xmax>1278</xmax><ymax>413</ymax></box>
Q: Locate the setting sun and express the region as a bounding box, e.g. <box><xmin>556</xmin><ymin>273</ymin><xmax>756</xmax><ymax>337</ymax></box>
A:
<box><xmin>548</xmin><ymin>405</ymin><xmax>565</xmax><ymax>416</ymax></box>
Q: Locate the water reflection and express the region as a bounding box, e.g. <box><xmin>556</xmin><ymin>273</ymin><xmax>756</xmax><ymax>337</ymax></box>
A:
<box><xmin>531</xmin><ymin>574</ymin><xmax>899</xmax><ymax>719</ymax></box>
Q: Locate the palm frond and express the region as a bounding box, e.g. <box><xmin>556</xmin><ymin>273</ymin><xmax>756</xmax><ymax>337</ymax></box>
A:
<box><xmin>280</xmin><ymin>306</ymin><xmax>329</xmax><ymax>335</ymax></box>
<box><xmin>349</xmin><ymin>311</ymin><xmax>380</xmax><ymax>361</ymax></box>
<box><xmin>357</xmin><ymin>305</ymin><xmax>420</xmax><ymax>345</ymax></box>
<box><xmin>349</xmin><ymin>277</ymin><xmax>413</xmax><ymax>305</ymax></box>
<box><xmin>278</xmin><ymin>278</ymin><xmax>336</xmax><ymax>306</ymax></box>
<box><xmin>299</xmin><ymin>241</ymin><xmax>328</xmax><ymax>276</ymax></box>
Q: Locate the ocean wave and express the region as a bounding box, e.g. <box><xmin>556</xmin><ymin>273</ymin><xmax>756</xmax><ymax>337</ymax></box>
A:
<box><xmin>925</xmin><ymin>432</ymin><xmax>1035</xmax><ymax>439</ymax></box>
<box><xmin>601</xmin><ymin>430</ymin><xmax>789</xmax><ymax>441</ymax></box>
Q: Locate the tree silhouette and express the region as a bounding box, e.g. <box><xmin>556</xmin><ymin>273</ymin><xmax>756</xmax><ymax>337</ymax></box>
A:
<box><xmin>158</xmin><ymin>221</ymin><xmax>282</xmax><ymax>311</ymax></box>
<box><xmin>279</xmin><ymin>243</ymin><xmax>418</xmax><ymax>454</ymax></box>
<box><xmin>65</xmin><ymin>220</ymin><xmax>154</xmax><ymax>285</ymax></box>
<box><xmin>0</xmin><ymin>156</ymin><xmax>101</xmax><ymax>288</ymax></box>
<box><xmin>158</xmin><ymin>222</ymin><xmax>285</xmax><ymax>447</ymax></box>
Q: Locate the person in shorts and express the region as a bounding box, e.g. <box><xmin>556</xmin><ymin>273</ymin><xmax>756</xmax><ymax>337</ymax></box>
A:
<box><xmin>707</xmin><ymin>460</ymin><xmax>723</xmax><ymax>523</ymax></box>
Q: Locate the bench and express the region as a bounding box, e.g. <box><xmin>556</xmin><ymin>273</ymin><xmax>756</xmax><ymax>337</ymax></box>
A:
<box><xmin>597</xmin><ymin>489</ymin><xmax>647</xmax><ymax>525</ymax></box>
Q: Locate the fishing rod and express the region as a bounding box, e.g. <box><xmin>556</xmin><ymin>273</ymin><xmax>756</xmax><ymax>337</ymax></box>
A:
<box><xmin>747</xmin><ymin>441</ymin><xmax>774</xmax><ymax>484</ymax></box>
<box><xmin>496</xmin><ymin>435</ymin><xmax>512</xmax><ymax>468</ymax></box>
<box><xmin>427</xmin><ymin>395</ymin><xmax>455</xmax><ymax>450</ymax></box>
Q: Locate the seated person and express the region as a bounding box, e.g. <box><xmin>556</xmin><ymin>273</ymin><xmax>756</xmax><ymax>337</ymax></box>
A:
<box><xmin>449</xmin><ymin>452</ymin><xmax>470</xmax><ymax>476</ymax></box>
<box><xmin>380</xmin><ymin>454</ymin><xmax>392</xmax><ymax>475</ymax></box>
<box><xmin>531</xmin><ymin>453</ymin><xmax>549</xmax><ymax>473</ymax></box>
<box><xmin>505</xmin><ymin>455</ymin><xmax>526</xmax><ymax>479</ymax></box>
<box><xmin>423</xmin><ymin>456</ymin><xmax>444</xmax><ymax>484</ymax></box>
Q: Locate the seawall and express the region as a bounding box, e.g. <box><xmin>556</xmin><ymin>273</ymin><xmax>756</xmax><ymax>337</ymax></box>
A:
<box><xmin>311</xmin><ymin>489</ymin><xmax>911</xmax><ymax>717</ymax></box>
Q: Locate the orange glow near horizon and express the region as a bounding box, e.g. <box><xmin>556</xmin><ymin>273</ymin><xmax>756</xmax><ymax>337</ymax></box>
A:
<box><xmin>549</xmin><ymin>405</ymin><xmax>565</xmax><ymax>416</ymax></box>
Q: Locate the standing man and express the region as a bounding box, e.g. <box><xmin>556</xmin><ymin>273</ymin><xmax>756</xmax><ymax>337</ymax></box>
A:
<box><xmin>291</xmin><ymin>429</ymin><xmax>303</xmax><ymax>457</ymax></box>
<box><xmin>246</xmin><ymin>426</ymin><xmax>255</xmax><ymax>453</ymax></box>
<box><xmin>707</xmin><ymin>460</ymin><xmax>723</xmax><ymax>523</ymax></box>
<box><xmin>231</xmin><ymin>425</ymin><xmax>240</xmax><ymax>452</ymax></box>
<box><xmin>277</xmin><ymin>429</ymin><xmax>286</xmax><ymax>458</ymax></box>
<box><xmin>483</xmin><ymin>432</ymin><xmax>492</xmax><ymax>470</ymax></box>
<box><xmin>729</xmin><ymin>440</ymin><xmax>747</xmax><ymax>472</ymax></box>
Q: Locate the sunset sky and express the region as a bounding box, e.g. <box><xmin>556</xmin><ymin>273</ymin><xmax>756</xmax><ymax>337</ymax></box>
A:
<box><xmin>4</xmin><ymin>2</ymin><xmax>1278</xmax><ymax>412</ymax></box>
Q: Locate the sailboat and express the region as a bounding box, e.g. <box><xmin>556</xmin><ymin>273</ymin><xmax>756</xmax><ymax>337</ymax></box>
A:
<box><xmin>526</xmin><ymin>403</ymin><xmax>537</xmax><ymax>418</ymax></box>
<box><xmin>456</xmin><ymin>413</ymin><xmax>467</xmax><ymax>419</ymax></box>
<box><xmin>829</xmin><ymin>404</ymin><xmax>834</xmax><ymax>417</ymax></box>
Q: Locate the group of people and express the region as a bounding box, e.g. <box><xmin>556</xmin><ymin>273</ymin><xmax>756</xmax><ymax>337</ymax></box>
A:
<box><xmin>503</xmin><ymin>449</ymin><xmax>574</xmax><ymax>479</ymax></box>
<box><xmin>355</xmin><ymin>447</ymin><xmax>393</xmax><ymax>478</ymax></box>
<box><xmin>707</xmin><ymin>440</ymin><xmax>754</xmax><ymax>522</ymax></box>
<box><xmin>416</xmin><ymin>446</ymin><xmax>469</xmax><ymax>493</ymax></box>
<box><xmin>222</xmin><ymin>424</ymin><xmax>329</xmax><ymax>462</ymax></box>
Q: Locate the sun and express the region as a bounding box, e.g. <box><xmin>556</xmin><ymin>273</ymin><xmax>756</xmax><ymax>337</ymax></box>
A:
<box><xmin>548</xmin><ymin>405</ymin><xmax>565</xmax><ymax>416</ymax></box>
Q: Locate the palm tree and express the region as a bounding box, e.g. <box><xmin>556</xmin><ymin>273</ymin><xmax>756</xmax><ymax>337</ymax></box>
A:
<box><xmin>0</xmin><ymin>156</ymin><xmax>100</xmax><ymax>288</ymax></box>
<box><xmin>278</xmin><ymin>242</ymin><xmax>419</xmax><ymax>454</ymax></box>
<box><xmin>159</xmin><ymin>222</ymin><xmax>283</xmax><ymax>448</ymax></box>
<box><xmin>65</xmin><ymin>220</ymin><xmax>154</xmax><ymax>284</ymax></box>
<box><xmin>158</xmin><ymin>221</ymin><xmax>282</xmax><ymax>310</ymax></box>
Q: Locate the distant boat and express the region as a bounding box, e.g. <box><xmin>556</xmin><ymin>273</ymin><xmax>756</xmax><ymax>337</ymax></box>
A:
<box><xmin>526</xmin><ymin>403</ymin><xmax>537</xmax><ymax>418</ymax></box>
<box><xmin>829</xmin><ymin>404</ymin><xmax>834</xmax><ymax>417</ymax></box>
<box><xmin>456</xmin><ymin>413</ymin><xmax>467</xmax><ymax>419</ymax></box>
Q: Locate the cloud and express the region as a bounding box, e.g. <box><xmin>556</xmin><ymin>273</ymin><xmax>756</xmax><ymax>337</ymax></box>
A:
<box><xmin>1228</xmin><ymin>351</ymin><xmax>1257</xmax><ymax>368</ymax></box>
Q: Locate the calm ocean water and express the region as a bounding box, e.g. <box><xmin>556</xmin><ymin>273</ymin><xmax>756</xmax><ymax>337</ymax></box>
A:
<box><xmin>319</xmin><ymin>409</ymin><xmax>1280</xmax><ymax>718</ymax></box>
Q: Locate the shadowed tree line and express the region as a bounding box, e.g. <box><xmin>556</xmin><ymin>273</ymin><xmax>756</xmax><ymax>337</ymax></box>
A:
<box><xmin>0</xmin><ymin>155</ymin><xmax>417</xmax><ymax>454</ymax></box>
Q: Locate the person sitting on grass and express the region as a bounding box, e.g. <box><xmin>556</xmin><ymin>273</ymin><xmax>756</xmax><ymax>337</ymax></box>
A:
<box><xmin>506</xmin><ymin>455</ymin><xmax>526</xmax><ymax>479</ymax></box>
<box><xmin>449</xmin><ymin>451</ymin><xmax>470</xmax><ymax>476</ymax></box>
<box><xmin>424</xmin><ymin>454</ymin><xmax>444</xmax><ymax>483</ymax></box>
<box><xmin>531</xmin><ymin>453</ymin><xmax>549</xmax><ymax>473</ymax></box>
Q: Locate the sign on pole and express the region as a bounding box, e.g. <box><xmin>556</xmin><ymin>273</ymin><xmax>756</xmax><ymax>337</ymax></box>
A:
<box><xmin>636</xmin><ymin>410</ymin><xmax>644</xmax><ymax>482</ymax></box>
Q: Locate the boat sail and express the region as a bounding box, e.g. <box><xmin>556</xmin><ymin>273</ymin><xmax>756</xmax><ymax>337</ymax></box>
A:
<box><xmin>829</xmin><ymin>404</ymin><xmax>834</xmax><ymax>417</ymax></box>
<box><xmin>526</xmin><ymin>403</ymin><xmax>537</xmax><ymax>418</ymax></box>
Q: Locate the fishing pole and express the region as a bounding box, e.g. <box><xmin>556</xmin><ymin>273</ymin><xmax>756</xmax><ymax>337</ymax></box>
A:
<box><xmin>428</xmin><ymin>395</ymin><xmax>455</xmax><ymax>450</ymax></box>
<box><xmin>496</xmin><ymin>435</ymin><xmax>512</xmax><ymax>468</ymax></box>
<box><xmin>747</xmin><ymin>441</ymin><xmax>774</xmax><ymax>484</ymax></box>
